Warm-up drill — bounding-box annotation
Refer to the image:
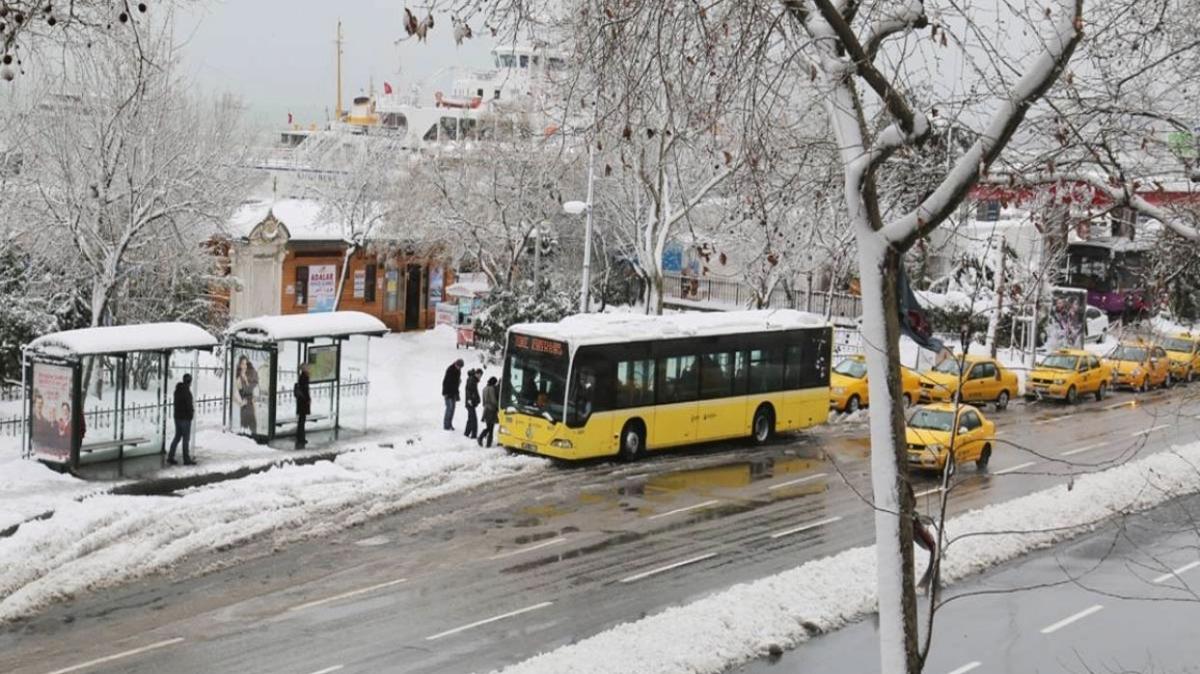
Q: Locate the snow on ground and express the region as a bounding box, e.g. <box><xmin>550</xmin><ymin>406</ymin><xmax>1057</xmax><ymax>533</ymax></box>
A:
<box><xmin>0</xmin><ymin>439</ymin><xmax>545</xmax><ymax>623</ymax></box>
<box><xmin>0</xmin><ymin>326</ymin><xmax>533</xmax><ymax>555</ymax></box>
<box><xmin>491</xmin><ymin>441</ymin><xmax>1200</xmax><ymax>674</ymax></box>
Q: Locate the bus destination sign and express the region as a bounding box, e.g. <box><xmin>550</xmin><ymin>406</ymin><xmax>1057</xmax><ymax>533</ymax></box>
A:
<box><xmin>513</xmin><ymin>334</ymin><xmax>566</xmax><ymax>357</ymax></box>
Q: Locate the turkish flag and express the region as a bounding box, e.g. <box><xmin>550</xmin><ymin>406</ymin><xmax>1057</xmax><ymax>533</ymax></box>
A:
<box><xmin>287</xmin><ymin>112</ymin><xmax>293</xmax><ymax>124</ymax></box>
<box><xmin>384</xmin><ymin>81</ymin><xmax>393</xmax><ymax>95</ymax></box>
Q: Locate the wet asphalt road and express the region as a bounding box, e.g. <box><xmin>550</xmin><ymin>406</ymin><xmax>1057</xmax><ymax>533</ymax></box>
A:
<box><xmin>735</xmin><ymin>490</ymin><xmax>1200</xmax><ymax>674</ymax></box>
<box><xmin>3</xmin><ymin>385</ymin><xmax>1200</xmax><ymax>674</ymax></box>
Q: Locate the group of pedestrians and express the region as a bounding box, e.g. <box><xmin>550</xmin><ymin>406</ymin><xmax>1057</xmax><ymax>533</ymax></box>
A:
<box><xmin>442</xmin><ymin>358</ymin><xmax>499</xmax><ymax>447</ymax></box>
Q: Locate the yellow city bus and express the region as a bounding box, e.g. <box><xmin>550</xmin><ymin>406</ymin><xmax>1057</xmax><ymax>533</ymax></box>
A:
<box><xmin>496</xmin><ymin>310</ymin><xmax>832</xmax><ymax>461</ymax></box>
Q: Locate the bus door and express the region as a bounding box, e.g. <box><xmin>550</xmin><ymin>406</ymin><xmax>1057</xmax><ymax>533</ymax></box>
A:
<box><xmin>650</xmin><ymin>354</ymin><xmax>699</xmax><ymax>448</ymax></box>
<box><xmin>698</xmin><ymin>351</ymin><xmax>741</xmax><ymax>442</ymax></box>
<box><xmin>565</xmin><ymin>350</ymin><xmax>613</xmax><ymax>450</ymax></box>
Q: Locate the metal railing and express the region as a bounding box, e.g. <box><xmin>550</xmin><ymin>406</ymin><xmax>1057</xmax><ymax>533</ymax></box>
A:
<box><xmin>663</xmin><ymin>273</ymin><xmax>863</xmax><ymax>320</ymax></box>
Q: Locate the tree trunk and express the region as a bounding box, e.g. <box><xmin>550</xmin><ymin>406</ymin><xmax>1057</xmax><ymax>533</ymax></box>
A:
<box><xmin>332</xmin><ymin>244</ymin><xmax>357</xmax><ymax>311</ymax></box>
<box><xmin>857</xmin><ymin>240</ymin><xmax>921</xmax><ymax>674</ymax></box>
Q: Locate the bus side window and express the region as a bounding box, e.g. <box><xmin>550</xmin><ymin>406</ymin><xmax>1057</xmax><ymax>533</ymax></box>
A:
<box><xmin>616</xmin><ymin>359</ymin><xmax>654</xmax><ymax>408</ymax></box>
<box><xmin>749</xmin><ymin>349</ymin><xmax>784</xmax><ymax>394</ymax></box>
<box><xmin>700</xmin><ymin>352</ymin><xmax>734</xmax><ymax>399</ymax></box>
<box><xmin>733</xmin><ymin>351</ymin><xmax>749</xmax><ymax>396</ymax></box>
<box><xmin>658</xmin><ymin>355</ymin><xmax>699</xmax><ymax>403</ymax></box>
<box><xmin>784</xmin><ymin>344</ymin><xmax>805</xmax><ymax>389</ymax></box>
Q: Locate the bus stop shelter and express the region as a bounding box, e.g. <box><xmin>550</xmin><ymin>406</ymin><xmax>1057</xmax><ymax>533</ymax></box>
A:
<box><xmin>22</xmin><ymin>323</ymin><xmax>219</xmax><ymax>470</ymax></box>
<box><xmin>224</xmin><ymin>311</ymin><xmax>388</xmax><ymax>444</ymax></box>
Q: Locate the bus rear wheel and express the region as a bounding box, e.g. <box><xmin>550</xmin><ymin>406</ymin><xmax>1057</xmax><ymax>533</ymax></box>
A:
<box><xmin>752</xmin><ymin>405</ymin><xmax>775</xmax><ymax>445</ymax></box>
<box><xmin>618</xmin><ymin>421</ymin><xmax>646</xmax><ymax>462</ymax></box>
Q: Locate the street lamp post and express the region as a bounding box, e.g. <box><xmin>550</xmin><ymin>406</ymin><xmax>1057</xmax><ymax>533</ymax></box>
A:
<box><xmin>564</xmin><ymin>137</ymin><xmax>596</xmax><ymax>312</ymax></box>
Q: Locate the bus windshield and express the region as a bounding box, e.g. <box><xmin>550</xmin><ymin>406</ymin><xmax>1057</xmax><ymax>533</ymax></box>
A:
<box><xmin>1110</xmin><ymin>345</ymin><xmax>1146</xmax><ymax>362</ymax></box>
<box><xmin>833</xmin><ymin>358</ymin><xmax>867</xmax><ymax>379</ymax></box>
<box><xmin>1039</xmin><ymin>354</ymin><xmax>1079</xmax><ymax>371</ymax></box>
<box><xmin>502</xmin><ymin>333</ymin><xmax>569</xmax><ymax>422</ymax></box>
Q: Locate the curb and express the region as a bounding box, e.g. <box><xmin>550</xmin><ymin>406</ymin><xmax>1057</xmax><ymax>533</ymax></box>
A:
<box><xmin>1</xmin><ymin>449</ymin><xmax>352</xmax><ymax>539</ymax></box>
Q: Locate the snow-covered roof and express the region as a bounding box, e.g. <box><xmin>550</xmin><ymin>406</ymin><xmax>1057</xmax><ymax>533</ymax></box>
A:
<box><xmin>228</xmin><ymin>198</ymin><xmax>367</xmax><ymax>242</ymax></box>
<box><xmin>226</xmin><ymin>311</ymin><xmax>389</xmax><ymax>342</ymax></box>
<box><xmin>511</xmin><ymin>310</ymin><xmax>829</xmax><ymax>347</ymax></box>
<box><xmin>27</xmin><ymin>323</ymin><xmax>218</xmax><ymax>358</ymax></box>
<box><xmin>446</xmin><ymin>272</ymin><xmax>491</xmax><ymax>298</ymax></box>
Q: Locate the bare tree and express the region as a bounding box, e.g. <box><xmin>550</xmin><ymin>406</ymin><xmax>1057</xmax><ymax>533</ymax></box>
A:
<box><xmin>13</xmin><ymin>32</ymin><xmax>248</xmax><ymax>328</ymax></box>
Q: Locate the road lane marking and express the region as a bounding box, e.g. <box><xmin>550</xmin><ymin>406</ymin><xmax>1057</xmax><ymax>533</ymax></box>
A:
<box><xmin>1061</xmin><ymin>441</ymin><xmax>1111</xmax><ymax>457</ymax></box>
<box><xmin>994</xmin><ymin>461</ymin><xmax>1037</xmax><ymax>475</ymax></box>
<box><xmin>914</xmin><ymin>488</ymin><xmax>941</xmax><ymax>499</ymax></box>
<box><xmin>287</xmin><ymin>577</ymin><xmax>408</xmax><ymax>612</ymax></box>
<box><xmin>1034</xmin><ymin>414</ymin><xmax>1074</xmax><ymax>425</ymax></box>
<box><xmin>768</xmin><ymin>516</ymin><xmax>844</xmax><ymax>540</ymax></box>
<box><xmin>488</xmin><ymin>537</ymin><xmax>566</xmax><ymax>560</ymax></box>
<box><xmin>768</xmin><ymin>473</ymin><xmax>828</xmax><ymax>491</ymax></box>
<box><xmin>1153</xmin><ymin>560</ymin><xmax>1200</xmax><ymax>584</ymax></box>
<box><xmin>1131</xmin><ymin>424</ymin><xmax>1170</xmax><ymax>438</ymax></box>
<box><xmin>306</xmin><ymin>667</ymin><xmax>344</xmax><ymax>674</ymax></box>
<box><xmin>619</xmin><ymin>553</ymin><xmax>718</xmax><ymax>583</ymax></box>
<box><xmin>1040</xmin><ymin>604</ymin><xmax>1104</xmax><ymax>634</ymax></box>
<box><xmin>647</xmin><ymin>499</ymin><xmax>721</xmax><ymax>521</ymax></box>
<box><xmin>425</xmin><ymin>601</ymin><xmax>554</xmax><ymax>640</ymax></box>
<box><xmin>946</xmin><ymin>662</ymin><xmax>982</xmax><ymax>674</ymax></box>
<box><xmin>44</xmin><ymin>637</ymin><xmax>185</xmax><ymax>674</ymax></box>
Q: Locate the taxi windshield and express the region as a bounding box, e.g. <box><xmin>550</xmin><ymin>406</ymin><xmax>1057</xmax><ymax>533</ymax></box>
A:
<box><xmin>1039</xmin><ymin>354</ymin><xmax>1079</xmax><ymax>371</ymax></box>
<box><xmin>1110</xmin><ymin>345</ymin><xmax>1147</xmax><ymax>362</ymax></box>
<box><xmin>908</xmin><ymin>408</ymin><xmax>956</xmax><ymax>432</ymax></box>
<box><xmin>833</xmin><ymin>359</ymin><xmax>868</xmax><ymax>379</ymax></box>
<box><xmin>933</xmin><ymin>359</ymin><xmax>966</xmax><ymax>375</ymax></box>
<box><xmin>1162</xmin><ymin>338</ymin><xmax>1194</xmax><ymax>353</ymax></box>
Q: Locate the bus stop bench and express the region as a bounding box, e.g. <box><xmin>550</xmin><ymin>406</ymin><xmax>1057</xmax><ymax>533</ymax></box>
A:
<box><xmin>80</xmin><ymin>437</ymin><xmax>150</xmax><ymax>454</ymax></box>
<box><xmin>274</xmin><ymin>415</ymin><xmax>328</xmax><ymax>428</ymax></box>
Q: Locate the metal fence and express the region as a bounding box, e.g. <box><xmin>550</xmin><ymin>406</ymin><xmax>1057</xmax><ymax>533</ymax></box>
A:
<box><xmin>663</xmin><ymin>273</ymin><xmax>863</xmax><ymax>320</ymax></box>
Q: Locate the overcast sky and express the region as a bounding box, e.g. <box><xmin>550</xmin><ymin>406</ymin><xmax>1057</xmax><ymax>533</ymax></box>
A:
<box><xmin>176</xmin><ymin>0</ymin><xmax>497</xmax><ymax>129</ymax></box>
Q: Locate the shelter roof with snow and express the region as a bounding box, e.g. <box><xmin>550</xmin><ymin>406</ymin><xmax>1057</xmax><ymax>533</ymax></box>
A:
<box><xmin>226</xmin><ymin>311</ymin><xmax>389</xmax><ymax>342</ymax></box>
<box><xmin>511</xmin><ymin>309</ymin><xmax>829</xmax><ymax>348</ymax></box>
<box><xmin>27</xmin><ymin>323</ymin><xmax>219</xmax><ymax>358</ymax></box>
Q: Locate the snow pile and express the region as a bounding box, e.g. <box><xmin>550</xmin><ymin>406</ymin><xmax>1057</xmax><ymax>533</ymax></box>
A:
<box><xmin>0</xmin><ymin>459</ymin><xmax>102</xmax><ymax>533</ymax></box>
<box><xmin>0</xmin><ymin>442</ymin><xmax>546</xmax><ymax>622</ymax></box>
<box><xmin>491</xmin><ymin>442</ymin><xmax>1200</xmax><ymax>674</ymax></box>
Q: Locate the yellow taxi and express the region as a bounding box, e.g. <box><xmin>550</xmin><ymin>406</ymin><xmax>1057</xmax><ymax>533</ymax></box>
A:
<box><xmin>1104</xmin><ymin>341</ymin><xmax>1171</xmax><ymax>391</ymax></box>
<box><xmin>829</xmin><ymin>355</ymin><xmax>922</xmax><ymax>413</ymax></box>
<box><xmin>919</xmin><ymin>355</ymin><xmax>1019</xmax><ymax>410</ymax></box>
<box><xmin>905</xmin><ymin>403</ymin><xmax>996</xmax><ymax>472</ymax></box>
<box><xmin>1160</xmin><ymin>333</ymin><xmax>1200</xmax><ymax>383</ymax></box>
<box><xmin>1025</xmin><ymin>349</ymin><xmax>1111</xmax><ymax>403</ymax></box>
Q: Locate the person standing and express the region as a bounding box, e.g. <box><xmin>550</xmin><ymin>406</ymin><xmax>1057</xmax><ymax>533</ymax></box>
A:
<box><xmin>168</xmin><ymin>374</ymin><xmax>195</xmax><ymax>465</ymax></box>
<box><xmin>479</xmin><ymin>376</ymin><xmax>499</xmax><ymax>448</ymax></box>
<box><xmin>295</xmin><ymin>363</ymin><xmax>311</xmax><ymax>449</ymax></box>
<box><xmin>464</xmin><ymin>369</ymin><xmax>481</xmax><ymax>439</ymax></box>
<box><xmin>442</xmin><ymin>358</ymin><xmax>464</xmax><ymax>431</ymax></box>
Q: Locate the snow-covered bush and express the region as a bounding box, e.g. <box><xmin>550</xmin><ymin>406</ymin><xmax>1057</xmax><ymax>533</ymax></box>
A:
<box><xmin>473</xmin><ymin>281</ymin><xmax>577</xmax><ymax>361</ymax></box>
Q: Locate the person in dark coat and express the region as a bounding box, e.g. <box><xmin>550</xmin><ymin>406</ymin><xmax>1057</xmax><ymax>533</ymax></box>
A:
<box><xmin>295</xmin><ymin>364</ymin><xmax>311</xmax><ymax>449</ymax></box>
<box><xmin>442</xmin><ymin>358</ymin><xmax>464</xmax><ymax>431</ymax></box>
<box><xmin>168</xmin><ymin>374</ymin><xmax>195</xmax><ymax>465</ymax></box>
<box><xmin>478</xmin><ymin>376</ymin><xmax>499</xmax><ymax>448</ymax></box>
<box><xmin>463</xmin><ymin>369</ymin><xmax>481</xmax><ymax>439</ymax></box>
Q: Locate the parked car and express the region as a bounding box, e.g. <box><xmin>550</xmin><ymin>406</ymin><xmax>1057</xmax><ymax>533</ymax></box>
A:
<box><xmin>905</xmin><ymin>403</ymin><xmax>996</xmax><ymax>473</ymax></box>
<box><xmin>1026</xmin><ymin>349</ymin><xmax>1111</xmax><ymax>403</ymax></box>
<box><xmin>829</xmin><ymin>355</ymin><xmax>921</xmax><ymax>412</ymax></box>
<box><xmin>1159</xmin><ymin>333</ymin><xmax>1200</xmax><ymax>383</ymax></box>
<box><xmin>1103</xmin><ymin>341</ymin><xmax>1171</xmax><ymax>391</ymax></box>
<box><xmin>919</xmin><ymin>355</ymin><xmax>1019</xmax><ymax>410</ymax></box>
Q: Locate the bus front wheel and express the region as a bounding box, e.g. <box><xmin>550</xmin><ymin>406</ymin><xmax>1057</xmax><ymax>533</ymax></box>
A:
<box><xmin>619</xmin><ymin>421</ymin><xmax>646</xmax><ymax>462</ymax></box>
<box><xmin>752</xmin><ymin>405</ymin><xmax>775</xmax><ymax>445</ymax></box>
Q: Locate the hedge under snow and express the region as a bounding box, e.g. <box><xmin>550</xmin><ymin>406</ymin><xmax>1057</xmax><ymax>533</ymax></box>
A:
<box><xmin>492</xmin><ymin>441</ymin><xmax>1200</xmax><ymax>674</ymax></box>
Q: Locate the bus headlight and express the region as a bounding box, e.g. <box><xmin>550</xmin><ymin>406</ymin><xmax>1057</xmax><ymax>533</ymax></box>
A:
<box><xmin>551</xmin><ymin>439</ymin><xmax>573</xmax><ymax>449</ymax></box>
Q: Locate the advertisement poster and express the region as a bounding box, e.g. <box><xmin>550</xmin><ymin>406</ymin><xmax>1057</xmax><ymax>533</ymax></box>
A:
<box><xmin>306</xmin><ymin>345</ymin><xmax>338</xmax><ymax>383</ymax></box>
<box><xmin>1047</xmin><ymin>287</ymin><xmax>1086</xmax><ymax>350</ymax></box>
<box><xmin>353</xmin><ymin>269</ymin><xmax>366</xmax><ymax>299</ymax></box>
<box><xmin>308</xmin><ymin>264</ymin><xmax>337</xmax><ymax>313</ymax></box>
<box><xmin>30</xmin><ymin>362</ymin><xmax>75</xmax><ymax>463</ymax></box>
<box><xmin>435</xmin><ymin>301</ymin><xmax>457</xmax><ymax>326</ymax></box>
<box><xmin>232</xmin><ymin>347</ymin><xmax>271</xmax><ymax>437</ymax></box>
<box><xmin>429</xmin><ymin>267</ymin><xmax>444</xmax><ymax>305</ymax></box>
